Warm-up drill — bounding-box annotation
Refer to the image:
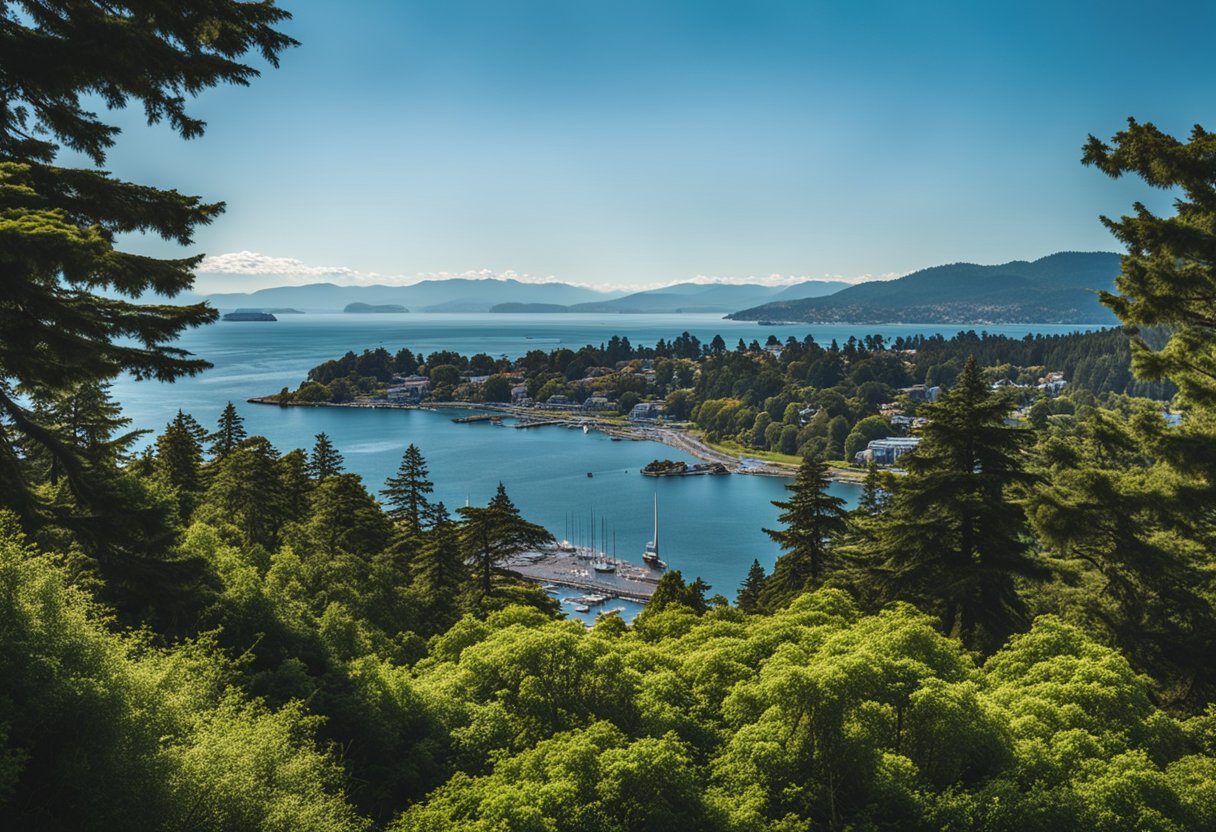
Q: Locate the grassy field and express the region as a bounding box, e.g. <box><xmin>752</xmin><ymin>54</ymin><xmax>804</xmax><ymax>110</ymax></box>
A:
<box><xmin>687</xmin><ymin>432</ymin><xmax>868</xmax><ymax>482</ymax></box>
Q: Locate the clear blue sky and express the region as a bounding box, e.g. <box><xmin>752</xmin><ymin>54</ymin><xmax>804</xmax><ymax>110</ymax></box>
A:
<box><xmin>94</xmin><ymin>0</ymin><xmax>1216</xmax><ymax>290</ymax></box>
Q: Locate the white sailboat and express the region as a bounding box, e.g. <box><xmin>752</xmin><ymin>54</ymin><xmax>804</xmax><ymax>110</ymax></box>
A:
<box><xmin>642</xmin><ymin>493</ymin><xmax>665</xmax><ymax>569</ymax></box>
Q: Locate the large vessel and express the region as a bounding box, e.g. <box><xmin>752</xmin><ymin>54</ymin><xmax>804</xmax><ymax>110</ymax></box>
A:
<box><xmin>642</xmin><ymin>493</ymin><xmax>666</xmax><ymax>569</ymax></box>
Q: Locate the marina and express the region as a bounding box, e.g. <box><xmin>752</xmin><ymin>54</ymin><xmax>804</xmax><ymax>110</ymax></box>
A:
<box><xmin>505</xmin><ymin>544</ymin><xmax>662</xmax><ymax>602</ymax></box>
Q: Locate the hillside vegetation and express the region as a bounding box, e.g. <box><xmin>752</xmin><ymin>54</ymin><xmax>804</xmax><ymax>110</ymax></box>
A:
<box><xmin>728</xmin><ymin>252</ymin><xmax>1121</xmax><ymax>324</ymax></box>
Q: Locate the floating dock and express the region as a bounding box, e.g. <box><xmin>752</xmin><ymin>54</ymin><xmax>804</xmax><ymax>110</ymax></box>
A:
<box><xmin>451</xmin><ymin>413</ymin><xmax>503</xmax><ymax>424</ymax></box>
<box><xmin>505</xmin><ymin>545</ymin><xmax>662</xmax><ymax>602</ymax></box>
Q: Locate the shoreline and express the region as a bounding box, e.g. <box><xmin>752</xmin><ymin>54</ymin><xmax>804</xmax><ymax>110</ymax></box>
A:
<box><xmin>246</xmin><ymin>395</ymin><xmax>866</xmax><ymax>483</ymax></box>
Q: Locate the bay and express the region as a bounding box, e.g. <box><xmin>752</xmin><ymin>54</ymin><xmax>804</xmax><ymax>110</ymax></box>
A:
<box><xmin>112</xmin><ymin>313</ymin><xmax>1094</xmax><ymax>618</ymax></box>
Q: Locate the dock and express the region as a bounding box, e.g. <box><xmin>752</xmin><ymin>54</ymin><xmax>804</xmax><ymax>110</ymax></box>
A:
<box><xmin>452</xmin><ymin>413</ymin><xmax>503</xmax><ymax>424</ymax></box>
<box><xmin>504</xmin><ymin>545</ymin><xmax>662</xmax><ymax>602</ymax></box>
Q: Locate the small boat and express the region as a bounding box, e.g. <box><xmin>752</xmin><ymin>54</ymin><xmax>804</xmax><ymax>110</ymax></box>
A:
<box><xmin>574</xmin><ymin>604</ymin><xmax>591</xmax><ymax>613</ymax></box>
<box><xmin>610</xmin><ymin>436</ymin><xmax>622</xmax><ymax>442</ymax></box>
<box><xmin>586</xmin><ymin>472</ymin><xmax>593</xmax><ymax>478</ymax></box>
<box><xmin>592</xmin><ymin>561</ymin><xmax>615</xmax><ymax>573</ymax></box>
<box><xmin>582</xmin><ymin>424</ymin><xmax>590</xmax><ymax>434</ymax></box>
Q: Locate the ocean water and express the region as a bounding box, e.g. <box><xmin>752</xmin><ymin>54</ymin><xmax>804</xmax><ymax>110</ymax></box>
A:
<box><xmin>111</xmin><ymin>313</ymin><xmax>1093</xmax><ymax>617</ymax></box>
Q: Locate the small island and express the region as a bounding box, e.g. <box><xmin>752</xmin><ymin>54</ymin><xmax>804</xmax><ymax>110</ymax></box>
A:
<box><xmin>641</xmin><ymin>459</ymin><xmax>729</xmax><ymax>477</ymax></box>
<box><xmin>344</xmin><ymin>302</ymin><xmax>408</xmax><ymax>314</ymax></box>
<box><xmin>222</xmin><ymin>310</ymin><xmax>277</xmax><ymax>322</ymax></box>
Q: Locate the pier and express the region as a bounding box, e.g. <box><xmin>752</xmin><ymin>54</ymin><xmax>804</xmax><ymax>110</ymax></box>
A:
<box><xmin>505</xmin><ymin>545</ymin><xmax>662</xmax><ymax>602</ymax></box>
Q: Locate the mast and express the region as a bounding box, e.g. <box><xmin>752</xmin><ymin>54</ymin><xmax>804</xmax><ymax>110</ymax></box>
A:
<box><xmin>653</xmin><ymin>492</ymin><xmax>659</xmax><ymax>556</ymax></box>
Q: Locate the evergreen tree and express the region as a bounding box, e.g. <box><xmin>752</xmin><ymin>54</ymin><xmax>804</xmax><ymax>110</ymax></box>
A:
<box><xmin>735</xmin><ymin>559</ymin><xmax>767</xmax><ymax>613</ymax></box>
<box><xmin>277</xmin><ymin>448</ymin><xmax>313</xmax><ymax>524</ymax></box>
<box><xmin>304</xmin><ymin>474</ymin><xmax>393</xmax><ymax>558</ymax></box>
<box><xmin>1083</xmin><ymin>119</ymin><xmax>1216</xmax><ymax>411</ymax></box>
<box><xmin>0</xmin><ymin>1</ymin><xmax>295</xmax><ymax>510</ymax></box>
<box><xmin>308</xmin><ymin>432</ymin><xmax>344</xmax><ymax>480</ymax></box>
<box><xmin>412</xmin><ymin>502</ymin><xmax>467</xmax><ymax>628</ymax></box>
<box><xmin>857</xmin><ymin>460</ymin><xmax>887</xmax><ymax>516</ymax></box>
<box><xmin>864</xmin><ymin>356</ymin><xmax>1046</xmax><ymax>652</ymax></box>
<box><xmin>381</xmin><ymin>444</ymin><xmax>434</xmax><ymax>534</ymax></box>
<box><xmin>196</xmin><ymin>436</ymin><xmax>285</xmax><ymax>549</ymax></box>
<box><xmin>153</xmin><ymin>411</ymin><xmax>204</xmax><ymax>519</ymax></box>
<box><xmin>458</xmin><ymin>483</ymin><xmax>552</xmax><ymax>596</ymax></box>
<box><xmin>208</xmin><ymin>401</ymin><xmax>247</xmax><ymax>460</ymax></box>
<box><xmin>760</xmin><ymin>456</ymin><xmax>847</xmax><ymax>609</ymax></box>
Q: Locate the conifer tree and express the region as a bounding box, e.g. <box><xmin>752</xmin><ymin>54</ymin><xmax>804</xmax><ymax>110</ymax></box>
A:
<box><xmin>1083</xmin><ymin>119</ymin><xmax>1216</xmax><ymax>411</ymax></box>
<box><xmin>154</xmin><ymin>411</ymin><xmax>204</xmax><ymax>519</ymax></box>
<box><xmin>277</xmin><ymin>448</ymin><xmax>313</xmax><ymax>524</ymax></box>
<box><xmin>864</xmin><ymin>356</ymin><xmax>1045</xmax><ymax>651</ymax></box>
<box><xmin>0</xmin><ymin>1</ymin><xmax>295</xmax><ymax>509</ymax></box>
<box><xmin>759</xmin><ymin>456</ymin><xmax>847</xmax><ymax>609</ymax></box>
<box><xmin>307</xmin><ymin>432</ymin><xmax>344</xmax><ymax>480</ymax></box>
<box><xmin>198</xmin><ymin>436</ymin><xmax>285</xmax><ymax>549</ymax></box>
<box><xmin>413</xmin><ymin>502</ymin><xmax>467</xmax><ymax>627</ymax></box>
<box><xmin>735</xmin><ymin>559</ymin><xmax>767</xmax><ymax>613</ymax></box>
<box><xmin>458</xmin><ymin>483</ymin><xmax>552</xmax><ymax>596</ymax></box>
<box><xmin>208</xmin><ymin>401</ymin><xmax>248</xmax><ymax>460</ymax></box>
<box><xmin>857</xmin><ymin>460</ymin><xmax>887</xmax><ymax>516</ymax></box>
<box><xmin>381</xmin><ymin>444</ymin><xmax>434</xmax><ymax>535</ymax></box>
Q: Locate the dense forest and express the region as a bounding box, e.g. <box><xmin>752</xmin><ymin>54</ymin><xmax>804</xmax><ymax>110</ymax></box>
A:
<box><xmin>3</xmin><ymin>3</ymin><xmax>1216</xmax><ymax>830</ymax></box>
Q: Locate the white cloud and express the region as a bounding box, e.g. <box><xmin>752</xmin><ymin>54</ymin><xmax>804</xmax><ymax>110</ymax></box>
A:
<box><xmin>193</xmin><ymin>251</ymin><xmax>902</xmax><ymax>294</ymax></box>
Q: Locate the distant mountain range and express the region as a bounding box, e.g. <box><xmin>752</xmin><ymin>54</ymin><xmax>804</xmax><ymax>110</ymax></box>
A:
<box><xmin>491</xmin><ymin>280</ymin><xmax>849</xmax><ymax>314</ymax></box>
<box><xmin>726</xmin><ymin>252</ymin><xmax>1122</xmax><ymax>324</ymax></box>
<box><xmin>195</xmin><ymin>276</ymin><xmax>848</xmax><ymax>314</ymax></box>
<box><xmin>199</xmin><ymin>278</ymin><xmax>622</xmax><ymax>313</ymax></box>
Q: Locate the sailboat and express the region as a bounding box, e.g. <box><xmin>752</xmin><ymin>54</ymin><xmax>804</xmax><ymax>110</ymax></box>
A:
<box><xmin>642</xmin><ymin>493</ymin><xmax>666</xmax><ymax>569</ymax></box>
<box><xmin>592</xmin><ymin>511</ymin><xmax>615</xmax><ymax>573</ymax></box>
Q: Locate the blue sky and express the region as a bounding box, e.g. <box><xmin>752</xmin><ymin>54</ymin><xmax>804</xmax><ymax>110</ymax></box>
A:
<box><xmin>91</xmin><ymin>0</ymin><xmax>1216</xmax><ymax>292</ymax></box>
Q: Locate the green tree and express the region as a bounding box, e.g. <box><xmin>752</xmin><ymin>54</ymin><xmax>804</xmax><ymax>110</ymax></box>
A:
<box><xmin>207</xmin><ymin>401</ymin><xmax>247</xmax><ymax>460</ymax></box>
<box><xmin>735</xmin><ymin>559</ymin><xmax>767</xmax><ymax>613</ymax></box>
<box><xmin>0</xmin><ymin>1</ymin><xmax>295</xmax><ymax>512</ymax></box>
<box><xmin>458</xmin><ymin>483</ymin><xmax>553</xmax><ymax>597</ymax></box>
<box><xmin>760</xmin><ymin>456</ymin><xmax>848</xmax><ymax>609</ymax></box>
<box><xmin>153</xmin><ymin>411</ymin><xmax>204</xmax><ymax>519</ymax></box>
<box><xmin>843</xmin><ymin>415</ymin><xmax>893</xmax><ymax>462</ymax></box>
<box><xmin>1083</xmin><ymin>119</ymin><xmax>1216</xmax><ymax>410</ymax></box>
<box><xmin>381</xmin><ymin>444</ymin><xmax>434</xmax><ymax>535</ymax></box>
<box><xmin>864</xmin><ymin>356</ymin><xmax>1046</xmax><ymax>652</ymax></box>
<box><xmin>195</xmin><ymin>435</ymin><xmax>285</xmax><ymax>549</ymax></box>
<box><xmin>308</xmin><ymin>432</ymin><xmax>344</xmax><ymax>480</ymax></box>
<box><xmin>412</xmin><ymin>502</ymin><xmax>467</xmax><ymax>630</ymax></box>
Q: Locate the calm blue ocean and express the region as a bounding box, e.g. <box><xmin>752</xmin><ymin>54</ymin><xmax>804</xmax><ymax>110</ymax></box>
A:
<box><xmin>111</xmin><ymin>313</ymin><xmax>1093</xmax><ymax>617</ymax></box>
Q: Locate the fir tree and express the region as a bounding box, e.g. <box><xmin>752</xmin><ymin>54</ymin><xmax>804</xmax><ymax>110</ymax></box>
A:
<box><xmin>413</xmin><ymin>502</ymin><xmax>467</xmax><ymax>628</ymax></box>
<box><xmin>735</xmin><ymin>559</ymin><xmax>767</xmax><ymax>613</ymax></box>
<box><xmin>864</xmin><ymin>356</ymin><xmax>1046</xmax><ymax>652</ymax></box>
<box><xmin>760</xmin><ymin>455</ymin><xmax>848</xmax><ymax>609</ymax></box>
<box><xmin>458</xmin><ymin>483</ymin><xmax>552</xmax><ymax>596</ymax></box>
<box><xmin>0</xmin><ymin>1</ymin><xmax>295</xmax><ymax>510</ymax></box>
<box><xmin>197</xmin><ymin>436</ymin><xmax>285</xmax><ymax>549</ymax></box>
<box><xmin>857</xmin><ymin>460</ymin><xmax>887</xmax><ymax>516</ymax></box>
<box><xmin>381</xmin><ymin>444</ymin><xmax>434</xmax><ymax>535</ymax></box>
<box><xmin>208</xmin><ymin>401</ymin><xmax>248</xmax><ymax>460</ymax></box>
<box><xmin>307</xmin><ymin>432</ymin><xmax>344</xmax><ymax>480</ymax></box>
<box><xmin>1083</xmin><ymin>119</ymin><xmax>1216</xmax><ymax>411</ymax></box>
<box><xmin>154</xmin><ymin>411</ymin><xmax>204</xmax><ymax>519</ymax></box>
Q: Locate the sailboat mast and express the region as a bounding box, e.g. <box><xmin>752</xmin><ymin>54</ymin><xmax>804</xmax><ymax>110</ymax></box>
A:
<box><xmin>653</xmin><ymin>492</ymin><xmax>659</xmax><ymax>556</ymax></box>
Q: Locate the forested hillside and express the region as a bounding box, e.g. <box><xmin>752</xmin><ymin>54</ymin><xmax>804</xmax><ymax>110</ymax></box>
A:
<box><xmin>2</xmin><ymin>4</ymin><xmax>1216</xmax><ymax>831</ymax></box>
<box><xmin>728</xmin><ymin>252</ymin><xmax>1121</xmax><ymax>324</ymax></box>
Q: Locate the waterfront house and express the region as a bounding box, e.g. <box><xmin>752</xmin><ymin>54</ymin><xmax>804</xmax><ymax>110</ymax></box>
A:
<box><xmin>854</xmin><ymin>436</ymin><xmax>922</xmax><ymax>466</ymax></box>
<box><xmin>629</xmin><ymin>402</ymin><xmax>665</xmax><ymax>422</ymax></box>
